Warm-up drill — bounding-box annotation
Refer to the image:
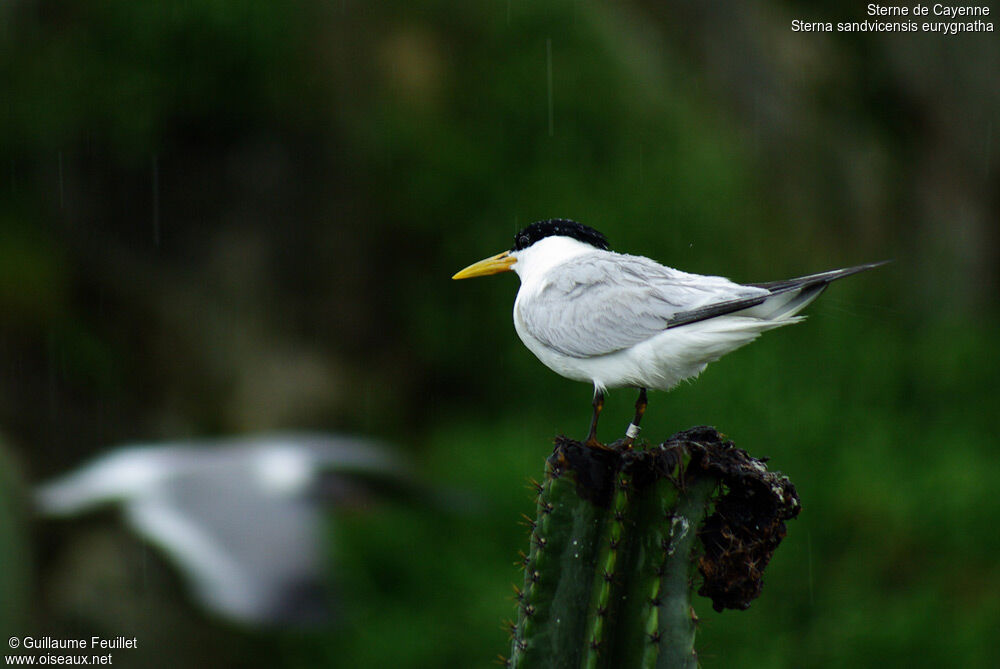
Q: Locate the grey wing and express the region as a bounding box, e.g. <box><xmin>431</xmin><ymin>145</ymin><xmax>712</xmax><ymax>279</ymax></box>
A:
<box><xmin>517</xmin><ymin>253</ymin><xmax>767</xmax><ymax>358</ymax></box>
<box><xmin>127</xmin><ymin>461</ymin><xmax>330</xmax><ymax>625</ymax></box>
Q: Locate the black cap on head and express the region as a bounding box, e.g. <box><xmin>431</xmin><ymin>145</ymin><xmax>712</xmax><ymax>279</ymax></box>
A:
<box><xmin>510</xmin><ymin>219</ymin><xmax>610</xmax><ymax>252</ymax></box>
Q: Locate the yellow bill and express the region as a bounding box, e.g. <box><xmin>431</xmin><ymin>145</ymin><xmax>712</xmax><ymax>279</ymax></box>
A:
<box><xmin>452</xmin><ymin>251</ymin><xmax>516</xmax><ymax>280</ymax></box>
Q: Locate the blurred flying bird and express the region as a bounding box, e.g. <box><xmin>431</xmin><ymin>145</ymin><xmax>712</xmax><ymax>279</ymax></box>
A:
<box><xmin>453</xmin><ymin>219</ymin><xmax>886</xmax><ymax>446</ymax></box>
<box><xmin>35</xmin><ymin>433</ymin><xmax>411</xmax><ymax>627</ymax></box>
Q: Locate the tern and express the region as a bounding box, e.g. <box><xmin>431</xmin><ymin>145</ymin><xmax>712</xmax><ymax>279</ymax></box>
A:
<box><xmin>453</xmin><ymin>219</ymin><xmax>885</xmax><ymax>447</ymax></box>
<box><xmin>35</xmin><ymin>433</ymin><xmax>410</xmax><ymax>626</ymax></box>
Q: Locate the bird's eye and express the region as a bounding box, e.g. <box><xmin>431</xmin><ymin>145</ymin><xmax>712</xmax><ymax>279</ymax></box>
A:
<box><xmin>519</xmin><ymin>234</ymin><xmax>530</xmax><ymax>247</ymax></box>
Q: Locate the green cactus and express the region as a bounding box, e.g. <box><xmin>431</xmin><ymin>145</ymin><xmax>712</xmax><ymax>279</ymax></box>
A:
<box><xmin>506</xmin><ymin>427</ymin><xmax>800</xmax><ymax>669</ymax></box>
<box><xmin>0</xmin><ymin>438</ymin><xmax>30</xmax><ymax>634</ymax></box>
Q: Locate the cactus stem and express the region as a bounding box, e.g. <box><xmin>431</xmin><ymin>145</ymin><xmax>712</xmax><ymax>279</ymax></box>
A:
<box><xmin>508</xmin><ymin>427</ymin><xmax>800</xmax><ymax>669</ymax></box>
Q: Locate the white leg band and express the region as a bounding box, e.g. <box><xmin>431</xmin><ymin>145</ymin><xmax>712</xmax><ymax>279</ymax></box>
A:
<box><xmin>626</xmin><ymin>423</ymin><xmax>641</xmax><ymax>439</ymax></box>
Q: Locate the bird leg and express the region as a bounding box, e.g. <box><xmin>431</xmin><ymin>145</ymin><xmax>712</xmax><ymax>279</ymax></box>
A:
<box><xmin>585</xmin><ymin>390</ymin><xmax>605</xmax><ymax>447</ymax></box>
<box><xmin>621</xmin><ymin>388</ymin><xmax>648</xmax><ymax>448</ymax></box>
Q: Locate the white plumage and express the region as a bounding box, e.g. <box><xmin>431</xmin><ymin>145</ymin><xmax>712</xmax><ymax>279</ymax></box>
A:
<box><xmin>511</xmin><ymin>236</ymin><xmax>795</xmax><ymax>392</ymax></box>
<box><xmin>454</xmin><ymin>219</ymin><xmax>884</xmax><ymax>444</ymax></box>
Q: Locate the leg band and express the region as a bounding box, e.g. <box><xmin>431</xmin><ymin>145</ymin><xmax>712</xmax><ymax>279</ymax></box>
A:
<box><xmin>626</xmin><ymin>423</ymin><xmax>641</xmax><ymax>439</ymax></box>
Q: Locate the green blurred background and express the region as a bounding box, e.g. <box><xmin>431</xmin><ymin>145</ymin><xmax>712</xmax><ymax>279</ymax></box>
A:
<box><xmin>1</xmin><ymin>0</ymin><xmax>998</xmax><ymax>666</ymax></box>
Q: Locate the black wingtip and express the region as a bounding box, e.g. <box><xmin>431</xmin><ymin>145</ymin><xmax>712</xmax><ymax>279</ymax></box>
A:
<box><xmin>664</xmin><ymin>260</ymin><xmax>889</xmax><ymax>330</ymax></box>
<box><xmin>851</xmin><ymin>259</ymin><xmax>892</xmax><ymax>271</ymax></box>
<box><xmin>749</xmin><ymin>260</ymin><xmax>891</xmax><ymax>291</ymax></box>
<box><xmin>823</xmin><ymin>259</ymin><xmax>892</xmax><ymax>281</ymax></box>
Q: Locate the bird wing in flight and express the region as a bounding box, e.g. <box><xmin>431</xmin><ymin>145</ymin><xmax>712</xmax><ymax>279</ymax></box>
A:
<box><xmin>517</xmin><ymin>253</ymin><xmax>767</xmax><ymax>358</ymax></box>
<box><xmin>125</xmin><ymin>456</ymin><xmax>329</xmax><ymax>625</ymax></box>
